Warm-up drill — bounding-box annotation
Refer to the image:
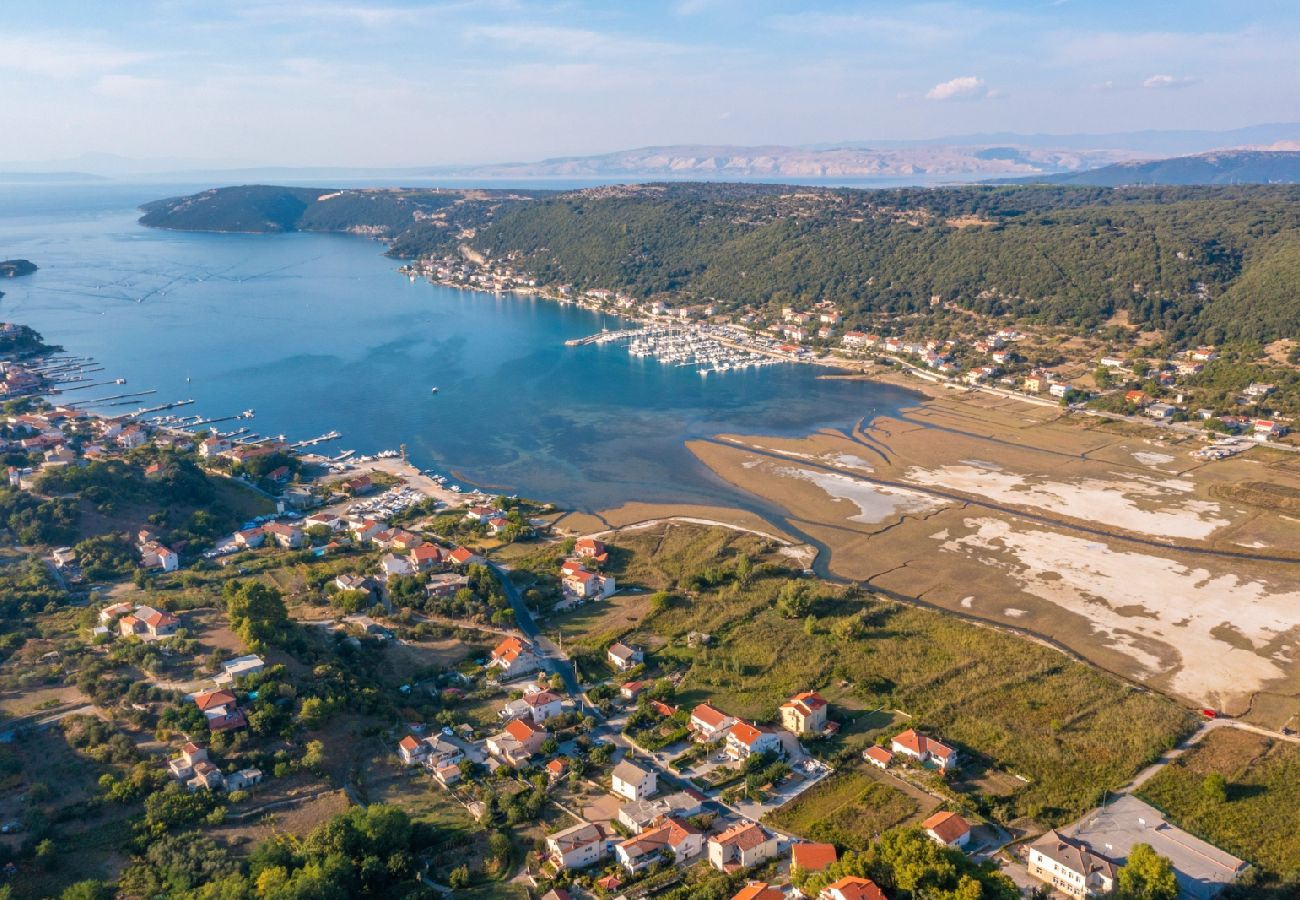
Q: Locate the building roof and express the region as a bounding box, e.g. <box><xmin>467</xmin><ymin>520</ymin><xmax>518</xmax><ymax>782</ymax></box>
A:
<box><xmin>1030</xmin><ymin>830</ymin><xmax>1117</xmax><ymax>882</ymax></box>
<box><xmin>824</xmin><ymin>876</ymin><xmax>887</xmax><ymax>900</ymax></box>
<box><xmin>782</xmin><ymin>690</ymin><xmax>828</xmax><ymax>716</ymax></box>
<box><xmin>398</xmin><ymin>735</ymin><xmax>420</xmax><ymax>752</ymax></box>
<box><xmin>865</xmin><ymin>746</ymin><xmax>894</xmax><ymax>764</ymax></box>
<box><xmin>711</xmin><ymin>821</ymin><xmax>770</xmax><ymax>851</ymax></box>
<box><xmin>732</xmin><ymin>883</ymin><xmax>783</xmax><ymax>900</ymax></box>
<box><xmin>504</xmin><ymin>718</ymin><xmax>541</xmax><ymax>742</ymax></box>
<box><xmin>548</xmin><ymin>821</ymin><xmax>604</xmax><ymax>854</ymax></box>
<box><xmin>691</xmin><ymin>702</ymin><xmax>732</xmax><ymax>729</ymax></box>
<box><xmin>728</xmin><ymin>722</ymin><xmax>763</xmax><ymax>747</ymax></box>
<box><xmin>524</xmin><ymin>690</ymin><xmax>560</xmax><ymax>707</ymax></box>
<box><xmin>612</xmin><ymin>758</ymin><xmax>652</xmax><ymax>784</ymax></box>
<box><xmin>619</xmin><ymin>816</ymin><xmax>699</xmax><ymax>857</ymax></box>
<box><xmin>923</xmin><ymin>810</ymin><xmax>971</xmax><ymax>844</ymax></box>
<box><xmin>194</xmin><ymin>689</ymin><xmax>237</xmax><ymax>711</ymax></box>
<box><xmin>792</xmin><ymin>841</ymin><xmax>838</xmax><ymax>872</ymax></box>
<box><xmin>491</xmin><ymin>636</ymin><xmax>529</xmax><ymax>664</ymax></box>
<box><xmin>892</xmin><ymin>728</ymin><xmax>956</xmax><ymax>760</ymax></box>
<box><xmin>608</xmin><ymin>641</ymin><xmax>639</xmax><ymax>661</ymax></box>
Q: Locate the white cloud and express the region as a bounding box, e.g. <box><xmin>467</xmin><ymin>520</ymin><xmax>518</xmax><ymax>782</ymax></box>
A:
<box><xmin>1143</xmin><ymin>73</ymin><xmax>1198</xmax><ymax>89</ymax></box>
<box><xmin>92</xmin><ymin>74</ymin><xmax>170</xmax><ymax>98</ymax></box>
<box><xmin>925</xmin><ymin>75</ymin><xmax>987</xmax><ymax>101</ymax></box>
<box><xmin>465</xmin><ymin>24</ymin><xmax>687</xmax><ymax>60</ymax></box>
<box><xmin>0</xmin><ymin>34</ymin><xmax>154</xmax><ymax>78</ymax></box>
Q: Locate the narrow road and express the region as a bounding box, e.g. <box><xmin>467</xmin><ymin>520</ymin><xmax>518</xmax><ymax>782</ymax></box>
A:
<box><xmin>487</xmin><ymin>561</ymin><xmax>594</xmax><ymax>716</ymax></box>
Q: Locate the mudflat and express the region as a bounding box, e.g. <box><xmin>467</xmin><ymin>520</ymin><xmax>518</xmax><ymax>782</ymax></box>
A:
<box><xmin>677</xmin><ymin>391</ymin><xmax>1300</xmax><ymax>722</ymax></box>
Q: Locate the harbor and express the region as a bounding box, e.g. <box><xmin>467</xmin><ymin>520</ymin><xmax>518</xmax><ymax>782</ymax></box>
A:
<box><xmin>570</xmin><ymin>324</ymin><xmax>791</xmax><ymax>375</ymax></box>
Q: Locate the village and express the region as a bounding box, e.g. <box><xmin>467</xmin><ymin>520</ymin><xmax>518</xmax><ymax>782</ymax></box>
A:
<box><xmin>0</xmin><ymin>318</ymin><xmax>1289</xmax><ymax>900</ymax></box>
<box><xmin>398</xmin><ymin>255</ymin><xmax>1296</xmax><ymax>457</ymax></box>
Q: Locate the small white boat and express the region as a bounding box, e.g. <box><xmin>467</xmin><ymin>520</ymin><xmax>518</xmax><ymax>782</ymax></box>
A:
<box><xmin>431</xmin><ymin>386</ymin><xmax>439</xmax><ymax>394</ymax></box>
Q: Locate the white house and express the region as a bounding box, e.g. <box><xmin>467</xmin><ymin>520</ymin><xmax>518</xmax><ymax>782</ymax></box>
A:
<box><xmin>890</xmin><ymin>728</ymin><xmax>958</xmax><ymax>771</ymax></box>
<box><xmin>215</xmin><ymin>654</ymin><xmax>265</xmax><ymax>686</ymax></box>
<box><xmin>617</xmin><ymin>792</ymin><xmax>702</xmax><ymax>834</ymax></box>
<box><xmin>547</xmin><ymin>821</ymin><xmax>611</xmax><ymax>871</ymax></box>
<box><xmin>488</xmin><ymin>636</ymin><xmax>542</xmax><ymax>680</ymax></box>
<box><xmin>1027</xmin><ymin>831</ymin><xmax>1116</xmax><ymax>899</ymax></box>
<box><xmin>725</xmin><ymin>722</ymin><xmax>784</xmax><ymax>760</ymax></box>
<box><xmin>707</xmin><ymin>822</ymin><xmax>779</xmax><ymax>872</ymax></box>
<box><xmin>922</xmin><ymin>811</ymin><xmax>971</xmax><ymax>848</ymax></box>
<box><xmin>607</xmin><ymin>642</ymin><xmax>643</xmax><ymax>671</ymax></box>
<box><xmin>689</xmin><ymin>702</ymin><xmax>735</xmax><ymax>742</ymax></box>
<box><xmin>615</xmin><ymin>818</ymin><xmax>702</xmax><ymax>873</ymax></box>
<box><xmin>611</xmin><ymin>758</ymin><xmax>657</xmax><ymax>801</ymax></box>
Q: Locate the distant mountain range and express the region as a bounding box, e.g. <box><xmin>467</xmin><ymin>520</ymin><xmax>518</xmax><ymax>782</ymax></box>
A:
<box><xmin>8</xmin><ymin>122</ymin><xmax>1300</xmax><ymax>185</ymax></box>
<box><xmin>1001</xmin><ymin>150</ymin><xmax>1300</xmax><ymax>186</ymax></box>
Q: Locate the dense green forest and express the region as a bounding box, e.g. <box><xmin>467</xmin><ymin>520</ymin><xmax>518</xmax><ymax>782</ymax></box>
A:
<box><xmin>140</xmin><ymin>183</ymin><xmax>1300</xmax><ymax>346</ymax></box>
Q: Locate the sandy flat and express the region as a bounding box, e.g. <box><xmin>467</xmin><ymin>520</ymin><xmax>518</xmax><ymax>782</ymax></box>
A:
<box><xmin>904</xmin><ymin>463</ymin><xmax>1232</xmax><ymax>540</ymax></box>
<box><xmin>934</xmin><ymin>517</ymin><xmax>1300</xmax><ymax>706</ymax></box>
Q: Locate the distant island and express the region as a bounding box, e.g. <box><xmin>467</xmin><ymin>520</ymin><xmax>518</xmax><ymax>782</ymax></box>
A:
<box><xmin>1002</xmin><ymin>149</ymin><xmax>1300</xmax><ymax>186</ymax></box>
<box><xmin>0</xmin><ymin>258</ymin><xmax>37</xmax><ymax>302</ymax></box>
<box><xmin>0</xmin><ymin>259</ymin><xmax>37</xmax><ymax>278</ymax></box>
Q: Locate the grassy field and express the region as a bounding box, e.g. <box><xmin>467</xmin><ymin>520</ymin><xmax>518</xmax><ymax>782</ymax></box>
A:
<box><xmin>766</xmin><ymin>768</ymin><xmax>928</xmax><ymax>849</ymax></box>
<box><xmin>562</xmin><ymin>523</ymin><xmax>1196</xmax><ymax>826</ymax></box>
<box><xmin>1137</xmin><ymin>728</ymin><xmax>1300</xmax><ymax>879</ymax></box>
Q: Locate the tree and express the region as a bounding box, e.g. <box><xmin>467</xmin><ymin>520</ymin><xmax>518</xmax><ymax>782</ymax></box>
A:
<box><xmin>1116</xmin><ymin>843</ymin><xmax>1179</xmax><ymax>900</ymax></box>
<box><xmin>1201</xmin><ymin>772</ymin><xmax>1228</xmax><ymax>804</ymax></box>
<box><xmin>59</xmin><ymin>883</ymin><xmax>114</xmax><ymax>900</ymax></box>
<box><xmin>225</xmin><ymin>580</ymin><xmax>289</xmax><ymax>648</ymax></box>
<box><xmin>776</xmin><ymin>580</ymin><xmax>814</xmax><ymax>618</ymax></box>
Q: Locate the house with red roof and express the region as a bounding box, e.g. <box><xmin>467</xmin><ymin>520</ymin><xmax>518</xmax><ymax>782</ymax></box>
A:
<box><xmin>233</xmin><ymin>527</ymin><xmax>265</xmax><ymax>549</ymax></box>
<box><xmin>408</xmin><ymin>543</ymin><xmax>444</xmax><ymax>571</ymax></box>
<box><xmin>891</xmin><ymin>728</ymin><xmax>958</xmax><ymax>771</ymax></box>
<box><xmin>732</xmin><ymin>883</ymin><xmax>783</xmax><ymax>900</ymax></box>
<box><xmin>562</xmin><ymin>565</ymin><xmax>615</xmax><ymax>599</ymax></box>
<box><xmin>923</xmin><ymin>810</ymin><xmax>972</xmax><ymax>848</ymax></box>
<box><xmin>486</xmin><ymin>717</ymin><xmax>547</xmax><ymax>766</ymax></box>
<box><xmin>725</xmin><ymin>722</ymin><xmax>783</xmax><ymax>760</ymax></box>
<box><xmin>780</xmin><ymin>690</ymin><xmax>828</xmax><ymax>735</ymax></box>
<box><xmin>263</xmin><ymin>522</ymin><xmax>304</xmax><ymax>549</ymax></box>
<box><xmin>791</xmin><ymin>842</ymin><xmax>838</xmax><ymax>877</ymax></box>
<box><xmin>819</xmin><ymin>876</ymin><xmax>888</xmax><ymax>900</ymax></box>
<box><xmin>488</xmin><ymin>636</ymin><xmax>541</xmax><ymax>680</ymax></box>
<box><xmin>864</xmin><ymin>746</ymin><xmax>894</xmax><ymax>769</ymax></box>
<box><xmin>193</xmin><ymin>689</ymin><xmax>246</xmax><ymax>732</ymax></box>
<box><xmin>574</xmin><ymin>537</ymin><xmax>609</xmax><ymax>565</ymax></box>
<box><xmin>615</xmin><ymin>817</ymin><xmax>703</xmax><ymax>873</ymax></box>
<box><xmin>689</xmin><ymin>702</ymin><xmax>736</xmax><ymax>742</ymax></box>
<box><xmin>448</xmin><ymin>546</ymin><xmax>483</xmax><ymax>567</ymax></box>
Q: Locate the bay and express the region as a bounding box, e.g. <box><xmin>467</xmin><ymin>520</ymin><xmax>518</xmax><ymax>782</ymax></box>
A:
<box><xmin>0</xmin><ymin>183</ymin><xmax>918</xmax><ymax>513</ymax></box>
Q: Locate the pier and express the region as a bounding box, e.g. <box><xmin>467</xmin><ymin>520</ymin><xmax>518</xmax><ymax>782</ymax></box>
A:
<box><xmin>68</xmin><ymin>389</ymin><xmax>157</xmax><ymax>406</ymax></box>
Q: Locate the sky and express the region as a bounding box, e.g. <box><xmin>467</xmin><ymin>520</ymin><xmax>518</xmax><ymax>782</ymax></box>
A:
<box><xmin>0</xmin><ymin>0</ymin><xmax>1297</xmax><ymax>168</ymax></box>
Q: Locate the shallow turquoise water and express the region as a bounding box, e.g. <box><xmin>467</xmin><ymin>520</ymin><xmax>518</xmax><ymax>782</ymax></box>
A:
<box><xmin>0</xmin><ymin>183</ymin><xmax>918</xmax><ymax>512</ymax></box>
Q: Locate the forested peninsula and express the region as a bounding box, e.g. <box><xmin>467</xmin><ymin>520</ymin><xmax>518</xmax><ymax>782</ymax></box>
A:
<box><xmin>140</xmin><ymin>183</ymin><xmax>1300</xmax><ymax>347</ymax></box>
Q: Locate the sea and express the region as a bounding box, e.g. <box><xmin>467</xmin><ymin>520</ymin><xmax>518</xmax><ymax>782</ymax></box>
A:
<box><xmin>0</xmin><ymin>182</ymin><xmax>919</xmax><ymax>515</ymax></box>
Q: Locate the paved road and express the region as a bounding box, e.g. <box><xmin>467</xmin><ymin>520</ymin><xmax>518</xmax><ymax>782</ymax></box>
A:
<box><xmin>487</xmin><ymin>561</ymin><xmax>590</xmax><ymax>710</ymax></box>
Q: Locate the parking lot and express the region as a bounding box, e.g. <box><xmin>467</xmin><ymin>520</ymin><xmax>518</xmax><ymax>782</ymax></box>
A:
<box><xmin>1063</xmin><ymin>795</ymin><xmax>1247</xmax><ymax>899</ymax></box>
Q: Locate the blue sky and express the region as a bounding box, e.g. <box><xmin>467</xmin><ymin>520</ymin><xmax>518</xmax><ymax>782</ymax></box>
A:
<box><xmin>1</xmin><ymin>0</ymin><xmax>1296</xmax><ymax>166</ymax></box>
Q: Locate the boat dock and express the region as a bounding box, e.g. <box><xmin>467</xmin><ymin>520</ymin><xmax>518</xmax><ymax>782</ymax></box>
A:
<box><xmin>292</xmin><ymin>430</ymin><xmax>342</xmax><ymax>449</ymax></box>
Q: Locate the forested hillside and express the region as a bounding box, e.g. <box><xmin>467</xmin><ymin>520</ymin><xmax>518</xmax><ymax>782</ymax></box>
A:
<box><xmin>141</xmin><ymin>182</ymin><xmax>1300</xmax><ymax>346</ymax></box>
<box><xmin>1006</xmin><ymin>150</ymin><xmax>1300</xmax><ymax>186</ymax></box>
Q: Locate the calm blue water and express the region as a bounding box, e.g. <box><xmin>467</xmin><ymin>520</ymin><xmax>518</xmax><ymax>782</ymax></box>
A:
<box><xmin>0</xmin><ymin>183</ymin><xmax>918</xmax><ymax>512</ymax></box>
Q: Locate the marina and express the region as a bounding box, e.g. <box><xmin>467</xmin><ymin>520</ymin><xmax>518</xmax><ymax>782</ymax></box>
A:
<box><xmin>573</xmin><ymin>324</ymin><xmax>789</xmax><ymax>376</ymax></box>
